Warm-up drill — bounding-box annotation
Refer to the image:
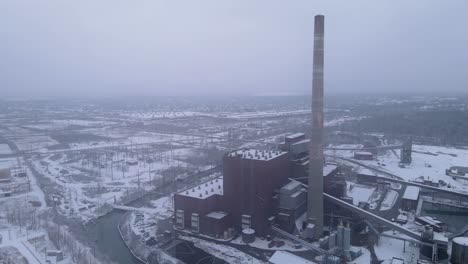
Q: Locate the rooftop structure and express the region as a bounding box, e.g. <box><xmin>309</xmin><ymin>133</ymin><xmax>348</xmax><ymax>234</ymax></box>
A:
<box><xmin>206</xmin><ymin>211</ymin><xmax>228</xmax><ymax>220</ymax></box>
<box><xmin>227</xmin><ymin>149</ymin><xmax>287</xmax><ymax>161</ymax></box>
<box><xmin>178</xmin><ymin>177</ymin><xmax>223</xmax><ymax>199</ymax></box>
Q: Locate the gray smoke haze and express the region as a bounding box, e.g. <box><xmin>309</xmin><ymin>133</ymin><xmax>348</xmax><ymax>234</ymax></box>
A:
<box><xmin>1</xmin><ymin>0</ymin><xmax>467</xmax><ymax>98</ymax></box>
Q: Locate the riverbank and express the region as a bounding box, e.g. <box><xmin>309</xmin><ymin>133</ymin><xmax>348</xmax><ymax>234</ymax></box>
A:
<box><xmin>119</xmin><ymin>211</ymin><xmax>182</xmax><ymax>264</ymax></box>
<box><xmin>117</xmin><ymin>213</ymin><xmax>148</xmax><ymax>264</ymax></box>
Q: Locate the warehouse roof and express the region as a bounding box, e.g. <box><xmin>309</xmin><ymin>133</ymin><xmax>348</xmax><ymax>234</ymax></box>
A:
<box><xmin>179</xmin><ymin>177</ymin><xmax>223</xmax><ymax>199</ymax></box>
<box><xmin>402</xmin><ymin>186</ymin><xmax>420</xmax><ymax>201</ymax></box>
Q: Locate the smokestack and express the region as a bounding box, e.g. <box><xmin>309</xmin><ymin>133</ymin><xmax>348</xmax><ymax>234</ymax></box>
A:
<box><xmin>307</xmin><ymin>14</ymin><xmax>325</xmax><ymax>239</ymax></box>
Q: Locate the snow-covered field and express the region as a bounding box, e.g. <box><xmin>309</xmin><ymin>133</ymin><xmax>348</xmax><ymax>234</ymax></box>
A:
<box><xmin>360</xmin><ymin>145</ymin><xmax>468</xmax><ymax>192</ymax></box>
<box><xmin>120</xmin><ymin>111</ymin><xmax>213</xmax><ymax>119</ymax></box>
<box><xmin>0</xmin><ymin>144</ymin><xmax>12</xmax><ymax>155</ymax></box>
<box><xmin>374</xmin><ymin>232</ymin><xmax>420</xmax><ymax>263</ymax></box>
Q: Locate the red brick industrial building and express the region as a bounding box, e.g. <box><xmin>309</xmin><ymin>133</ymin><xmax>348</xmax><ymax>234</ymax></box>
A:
<box><xmin>173</xmin><ymin>134</ymin><xmax>344</xmax><ymax>239</ymax></box>
<box><xmin>174</xmin><ymin>148</ymin><xmax>291</xmax><ymax>238</ymax></box>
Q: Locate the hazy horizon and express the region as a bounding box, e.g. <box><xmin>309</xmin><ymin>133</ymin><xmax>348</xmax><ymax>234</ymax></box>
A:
<box><xmin>1</xmin><ymin>0</ymin><xmax>467</xmax><ymax>98</ymax></box>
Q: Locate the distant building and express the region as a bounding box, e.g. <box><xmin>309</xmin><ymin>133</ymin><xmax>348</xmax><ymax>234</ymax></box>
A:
<box><xmin>353</xmin><ymin>151</ymin><xmax>374</xmax><ymax>160</ymax></box>
<box><xmin>401</xmin><ymin>186</ymin><xmax>420</xmax><ymax>211</ymax></box>
<box><xmin>400</xmin><ymin>140</ymin><xmax>412</xmax><ymax>164</ymax></box>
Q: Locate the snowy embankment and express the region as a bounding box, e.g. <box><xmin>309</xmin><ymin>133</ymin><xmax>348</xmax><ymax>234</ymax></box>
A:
<box><xmin>119</xmin><ymin>212</ymin><xmax>182</xmax><ymax>264</ymax></box>
<box><xmin>179</xmin><ymin>235</ymin><xmax>263</xmax><ymax>264</ymax></box>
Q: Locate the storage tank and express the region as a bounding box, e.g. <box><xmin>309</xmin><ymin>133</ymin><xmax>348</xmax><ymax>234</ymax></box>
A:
<box><xmin>343</xmin><ymin>223</ymin><xmax>351</xmax><ymax>251</ymax></box>
<box><xmin>328</xmin><ymin>232</ymin><xmax>336</xmax><ymax>249</ymax></box>
<box><xmin>242</xmin><ymin>228</ymin><xmax>255</xmax><ymax>244</ymax></box>
<box><xmin>451</xmin><ymin>237</ymin><xmax>468</xmax><ymax>264</ymax></box>
<box><xmin>337</xmin><ymin>221</ymin><xmax>344</xmax><ymax>249</ymax></box>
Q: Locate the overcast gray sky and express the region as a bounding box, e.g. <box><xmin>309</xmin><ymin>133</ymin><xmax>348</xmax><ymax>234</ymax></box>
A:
<box><xmin>1</xmin><ymin>0</ymin><xmax>467</xmax><ymax>98</ymax></box>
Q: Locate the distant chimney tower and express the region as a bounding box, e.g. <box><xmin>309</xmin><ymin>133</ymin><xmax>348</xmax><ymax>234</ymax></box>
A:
<box><xmin>307</xmin><ymin>14</ymin><xmax>325</xmax><ymax>239</ymax></box>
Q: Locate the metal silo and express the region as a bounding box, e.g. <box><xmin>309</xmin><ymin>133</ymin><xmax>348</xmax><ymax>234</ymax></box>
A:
<box><xmin>451</xmin><ymin>237</ymin><xmax>468</xmax><ymax>264</ymax></box>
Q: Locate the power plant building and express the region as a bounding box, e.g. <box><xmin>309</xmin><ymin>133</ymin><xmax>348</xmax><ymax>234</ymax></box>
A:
<box><xmin>223</xmin><ymin>149</ymin><xmax>290</xmax><ymax>236</ymax></box>
<box><xmin>175</xmin><ymin>14</ymin><xmax>330</xmax><ymax>241</ymax></box>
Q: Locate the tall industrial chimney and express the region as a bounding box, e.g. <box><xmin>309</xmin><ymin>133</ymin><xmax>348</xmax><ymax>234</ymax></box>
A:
<box><xmin>307</xmin><ymin>14</ymin><xmax>325</xmax><ymax>239</ymax></box>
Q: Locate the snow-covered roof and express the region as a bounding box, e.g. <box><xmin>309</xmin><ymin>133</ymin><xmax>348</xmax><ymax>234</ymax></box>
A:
<box><xmin>286</xmin><ymin>133</ymin><xmax>305</xmax><ymax>140</ymax></box>
<box><xmin>228</xmin><ymin>149</ymin><xmax>287</xmax><ymax>161</ymax></box>
<box><xmin>292</xmin><ymin>139</ymin><xmax>310</xmax><ymax>145</ymax></box>
<box><xmin>206</xmin><ymin>211</ymin><xmax>228</xmax><ymax>220</ymax></box>
<box><xmin>402</xmin><ymin>186</ymin><xmax>420</xmax><ymax>201</ymax></box>
<box><xmin>453</xmin><ymin>236</ymin><xmax>468</xmax><ymax>246</ymax></box>
<box><xmin>179</xmin><ymin>177</ymin><xmax>223</xmax><ymax>199</ymax></box>
<box><xmin>269</xmin><ymin>251</ymin><xmax>316</xmax><ymax>264</ymax></box>
<box><xmin>323</xmin><ymin>164</ymin><xmax>338</xmax><ymax>176</ymax></box>
<box><xmin>242</xmin><ymin>228</ymin><xmax>255</xmax><ymax>235</ymax></box>
<box><xmin>282</xmin><ymin>180</ymin><xmax>301</xmax><ymax>191</ymax></box>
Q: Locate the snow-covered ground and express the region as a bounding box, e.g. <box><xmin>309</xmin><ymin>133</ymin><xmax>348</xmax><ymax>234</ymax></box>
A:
<box><xmin>346</xmin><ymin>182</ymin><xmax>376</xmax><ymax>206</ymax></box>
<box><xmin>179</xmin><ymin>235</ymin><xmax>263</xmax><ymax>264</ymax></box>
<box><xmin>374</xmin><ymin>232</ymin><xmax>420</xmax><ymax>263</ymax></box>
<box><xmin>359</xmin><ymin>145</ymin><xmax>468</xmax><ymax>192</ymax></box>
<box><xmin>149</xmin><ymin>196</ymin><xmax>173</xmax><ymax>220</ymax></box>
